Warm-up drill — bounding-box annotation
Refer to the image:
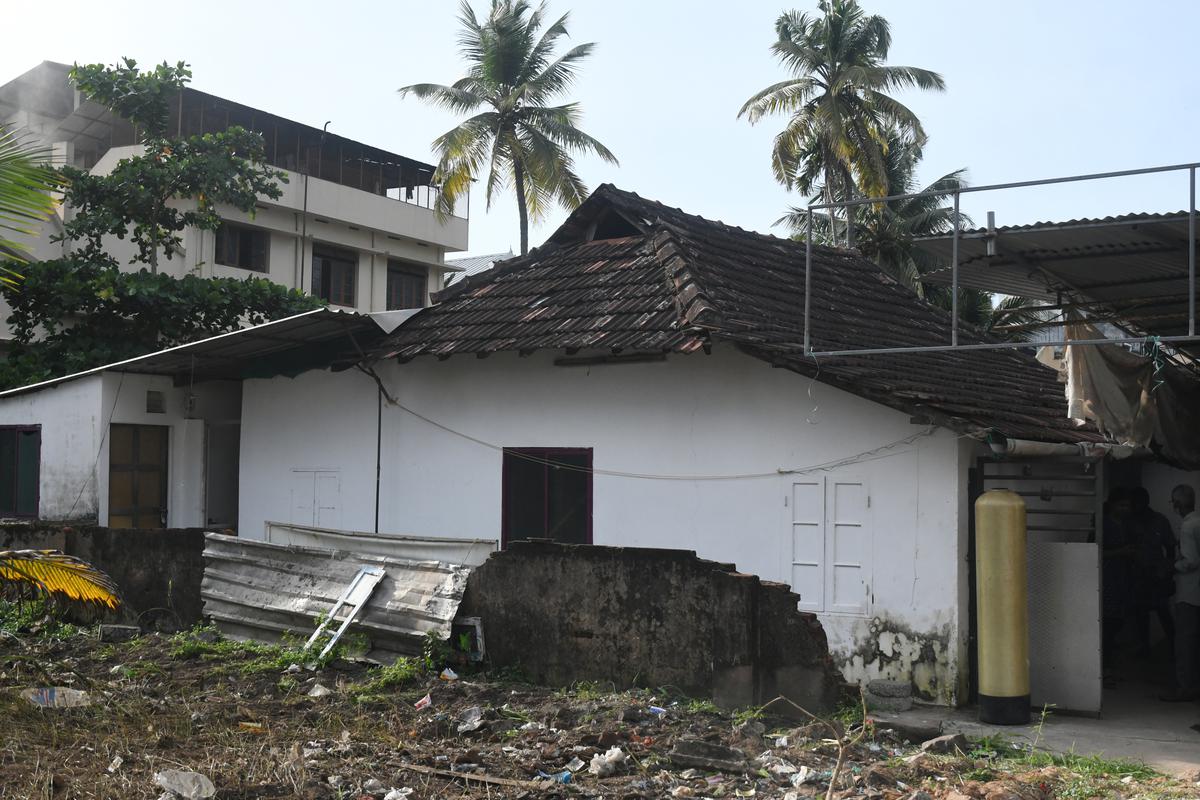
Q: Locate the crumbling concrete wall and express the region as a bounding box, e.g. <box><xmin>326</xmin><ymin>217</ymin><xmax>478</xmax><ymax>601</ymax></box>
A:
<box><xmin>0</xmin><ymin>523</ymin><xmax>206</xmax><ymax>628</ymax></box>
<box><xmin>457</xmin><ymin>540</ymin><xmax>842</xmax><ymax>713</ymax></box>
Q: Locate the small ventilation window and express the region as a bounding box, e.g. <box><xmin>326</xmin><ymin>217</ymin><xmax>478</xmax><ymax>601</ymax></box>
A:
<box><xmin>588</xmin><ymin>209</ymin><xmax>641</xmax><ymax>242</ymax></box>
<box><xmin>146</xmin><ymin>391</ymin><xmax>165</xmax><ymax>414</ymax></box>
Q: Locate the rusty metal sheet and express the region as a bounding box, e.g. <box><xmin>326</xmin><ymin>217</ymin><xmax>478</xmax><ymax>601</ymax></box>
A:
<box><xmin>200</xmin><ymin>533</ymin><xmax>470</xmax><ymax>662</ymax></box>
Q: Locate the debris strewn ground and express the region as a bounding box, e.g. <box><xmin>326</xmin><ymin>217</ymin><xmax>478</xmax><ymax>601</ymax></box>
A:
<box><xmin>1</xmin><ymin>616</ymin><xmax>1196</xmax><ymax>799</ymax></box>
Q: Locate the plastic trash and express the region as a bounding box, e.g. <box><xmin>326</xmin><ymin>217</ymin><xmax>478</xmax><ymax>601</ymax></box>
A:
<box><xmin>307</xmin><ymin>683</ymin><xmax>333</xmax><ymax>697</ymax></box>
<box><xmin>153</xmin><ymin>769</ymin><xmax>216</xmax><ymax>799</ymax></box>
<box><xmin>21</xmin><ymin>687</ymin><xmax>91</xmax><ymax>708</ymax></box>
<box><xmin>457</xmin><ymin>705</ymin><xmax>485</xmax><ymax>733</ymax></box>
<box><xmin>565</xmin><ymin>756</ymin><xmax>586</xmax><ymax>773</ymax></box>
<box><xmin>383</xmin><ymin>790</ymin><xmax>413</xmax><ymax>800</ymax></box>
<box><xmin>588</xmin><ymin>746</ymin><xmax>627</xmax><ymax>777</ymax></box>
<box><xmin>413</xmin><ymin>693</ymin><xmax>432</xmax><ymax>710</ymax></box>
<box><xmin>537</xmin><ymin>770</ymin><xmax>572</xmax><ymax>784</ymax></box>
<box><xmin>648</xmin><ymin>705</ymin><xmax>667</xmax><ymax>716</ymax></box>
<box><xmin>439</xmin><ymin>667</ymin><xmax>459</xmax><ymax>681</ymax></box>
<box><xmin>791</xmin><ymin>766</ymin><xmax>813</xmax><ymax>786</ymax></box>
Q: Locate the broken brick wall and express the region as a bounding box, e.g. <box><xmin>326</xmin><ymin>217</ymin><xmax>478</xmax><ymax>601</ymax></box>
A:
<box><xmin>457</xmin><ymin>540</ymin><xmax>843</xmax><ymax>713</ymax></box>
<box><xmin>0</xmin><ymin>524</ymin><xmax>206</xmax><ymax>628</ymax></box>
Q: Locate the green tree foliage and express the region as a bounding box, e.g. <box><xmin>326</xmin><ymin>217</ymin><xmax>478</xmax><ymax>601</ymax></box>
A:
<box><xmin>1</xmin><ymin>261</ymin><xmax>320</xmax><ymax>385</ymax></box>
<box><xmin>0</xmin><ymin>59</ymin><xmax>320</xmax><ymax>389</ymax></box>
<box><xmin>65</xmin><ymin>60</ymin><xmax>286</xmax><ymax>271</ymax></box>
<box><xmin>399</xmin><ymin>0</ymin><xmax>617</xmax><ymax>254</ymax></box>
<box><xmin>739</xmin><ymin>0</ymin><xmax>944</xmax><ymax>201</ymax></box>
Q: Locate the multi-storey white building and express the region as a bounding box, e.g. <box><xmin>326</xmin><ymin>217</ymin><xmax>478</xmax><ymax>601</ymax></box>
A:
<box><xmin>0</xmin><ymin>61</ymin><xmax>468</xmax><ymax>333</ymax></box>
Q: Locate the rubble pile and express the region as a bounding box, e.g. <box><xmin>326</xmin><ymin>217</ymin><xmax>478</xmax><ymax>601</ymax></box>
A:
<box><xmin>0</xmin><ymin>629</ymin><xmax>1190</xmax><ymax>799</ymax></box>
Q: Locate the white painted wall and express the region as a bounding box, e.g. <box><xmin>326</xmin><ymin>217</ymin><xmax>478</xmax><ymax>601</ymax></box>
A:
<box><xmin>240</xmin><ymin>346</ymin><xmax>972</xmax><ymax>702</ymax></box>
<box><xmin>0</xmin><ymin>371</ymin><xmax>241</xmax><ymax>526</ymax></box>
<box><xmin>0</xmin><ymin>375</ymin><xmax>103</xmax><ymax>519</ymax></box>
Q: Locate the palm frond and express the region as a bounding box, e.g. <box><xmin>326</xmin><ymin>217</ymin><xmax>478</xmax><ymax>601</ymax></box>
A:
<box><xmin>0</xmin><ymin>126</ymin><xmax>64</xmax><ymax>265</ymax></box>
<box><xmin>396</xmin><ymin>83</ymin><xmax>486</xmax><ymax>114</ymax></box>
<box><xmin>0</xmin><ymin>550</ymin><xmax>121</xmax><ymax>610</ymax></box>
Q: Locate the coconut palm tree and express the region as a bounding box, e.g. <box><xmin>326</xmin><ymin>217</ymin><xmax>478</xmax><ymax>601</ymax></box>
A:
<box><xmin>399</xmin><ymin>0</ymin><xmax>617</xmax><ymax>255</ymax></box>
<box><xmin>0</xmin><ymin>125</ymin><xmax>63</xmax><ymax>277</ymax></box>
<box><xmin>738</xmin><ymin>0</ymin><xmax>945</xmax><ymax>202</ymax></box>
<box><xmin>778</xmin><ymin>129</ymin><xmax>966</xmax><ymax>286</ymax></box>
<box><xmin>0</xmin><ymin>550</ymin><xmax>121</xmax><ymax>610</ymax></box>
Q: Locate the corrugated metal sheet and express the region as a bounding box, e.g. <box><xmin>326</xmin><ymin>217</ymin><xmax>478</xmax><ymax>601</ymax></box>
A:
<box><xmin>263</xmin><ymin>521</ymin><xmax>497</xmax><ymax>567</ymax></box>
<box><xmin>200</xmin><ymin>533</ymin><xmax>470</xmax><ymax>662</ymax></box>
<box><xmin>915</xmin><ymin>212</ymin><xmax>1197</xmax><ymax>354</ymax></box>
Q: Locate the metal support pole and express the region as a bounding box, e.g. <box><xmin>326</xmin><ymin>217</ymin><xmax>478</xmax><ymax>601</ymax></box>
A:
<box><xmin>804</xmin><ymin>212</ymin><xmax>813</xmax><ymax>354</ymax></box>
<box><xmin>845</xmin><ymin>193</ymin><xmax>855</xmax><ymax>249</ymax></box>
<box><xmin>952</xmin><ymin>192</ymin><xmax>960</xmax><ymax>346</ymax></box>
<box><xmin>806</xmin><ymin>333</ymin><xmax>1200</xmax><ymax>358</ymax></box>
<box><xmin>1190</xmin><ymin>167</ymin><xmax>1196</xmax><ymax>336</ymax></box>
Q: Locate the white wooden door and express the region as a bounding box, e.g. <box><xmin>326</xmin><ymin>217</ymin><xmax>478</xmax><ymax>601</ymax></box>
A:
<box><xmin>290</xmin><ymin>468</ymin><xmax>341</xmax><ymax>527</ymax></box>
<box><xmin>789</xmin><ymin>476</ymin><xmax>871</xmax><ymax>615</ymax></box>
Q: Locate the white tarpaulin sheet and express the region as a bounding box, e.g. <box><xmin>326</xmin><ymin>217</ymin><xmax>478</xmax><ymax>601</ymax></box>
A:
<box><xmin>1038</xmin><ymin>321</ymin><xmax>1200</xmax><ymax>468</ymax></box>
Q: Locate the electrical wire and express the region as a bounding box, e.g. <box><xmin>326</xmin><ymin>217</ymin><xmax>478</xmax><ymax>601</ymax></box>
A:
<box><xmin>386</xmin><ymin>388</ymin><xmax>938</xmax><ymax>481</ymax></box>
<box><xmin>67</xmin><ymin>372</ymin><xmax>124</xmax><ymax>519</ymax></box>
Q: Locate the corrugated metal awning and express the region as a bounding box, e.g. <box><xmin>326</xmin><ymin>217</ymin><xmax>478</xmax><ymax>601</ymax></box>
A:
<box><xmin>915</xmin><ymin>211</ymin><xmax>1197</xmax><ymax>355</ymax></box>
<box><xmin>0</xmin><ymin>308</ymin><xmax>386</xmax><ymax>398</ymax></box>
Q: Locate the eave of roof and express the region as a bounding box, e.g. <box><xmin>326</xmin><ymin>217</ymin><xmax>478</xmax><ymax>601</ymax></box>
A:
<box><xmin>0</xmin><ymin>308</ymin><xmax>385</xmax><ymax>398</ymax></box>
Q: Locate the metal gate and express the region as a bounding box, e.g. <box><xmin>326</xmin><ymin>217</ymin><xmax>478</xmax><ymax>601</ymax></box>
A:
<box><xmin>976</xmin><ymin>457</ymin><xmax>1104</xmax><ymax>714</ymax></box>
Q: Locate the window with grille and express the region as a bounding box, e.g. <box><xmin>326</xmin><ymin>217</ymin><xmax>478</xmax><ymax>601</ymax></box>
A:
<box><xmin>215</xmin><ymin>222</ymin><xmax>269</xmax><ymax>272</ymax></box>
<box><xmin>312</xmin><ymin>245</ymin><xmax>357</xmax><ymax>306</ymax></box>
<box><xmin>386</xmin><ymin>261</ymin><xmax>427</xmax><ymax>310</ymax></box>
<box><xmin>501</xmin><ymin>448</ymin><xmax>592</xmax><ymax>546</ymax></box>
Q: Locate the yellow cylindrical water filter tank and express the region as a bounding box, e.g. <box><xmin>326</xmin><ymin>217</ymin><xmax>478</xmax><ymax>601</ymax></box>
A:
<box><xmin>975</xmin><ymin>489</ymin><xmax>1030</xmax><ymax>725</ymax></box>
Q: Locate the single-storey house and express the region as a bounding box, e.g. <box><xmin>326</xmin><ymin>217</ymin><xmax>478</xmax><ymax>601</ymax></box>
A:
<box><xmin>0</xmin><ymin>185</ymin><xmax>1193</xmax><ymax>711</ymax></box>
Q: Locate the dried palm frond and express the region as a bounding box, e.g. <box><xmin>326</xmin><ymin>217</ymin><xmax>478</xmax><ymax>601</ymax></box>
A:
<box><xmin>0</xmin><ymin>550</ymin><xmax>121</xmax><ymax>610</ymax></box>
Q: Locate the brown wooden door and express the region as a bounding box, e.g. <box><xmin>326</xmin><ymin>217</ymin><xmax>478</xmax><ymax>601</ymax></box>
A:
<box><xmin>109</xmin><ymin>424</ymin><xmax>168</xmax><ymax>529</ymax></box>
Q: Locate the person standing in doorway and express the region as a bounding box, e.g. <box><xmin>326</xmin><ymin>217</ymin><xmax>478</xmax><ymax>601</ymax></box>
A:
<box><xmin>1161</xmin><ymin>484</ymin><xmax>1200</xmax><ymax>701</ymax></box>
<box><xmin>1131</xmin><ymin>487</ymin><xmax>1176</xmax><ymax>659</ymax></box>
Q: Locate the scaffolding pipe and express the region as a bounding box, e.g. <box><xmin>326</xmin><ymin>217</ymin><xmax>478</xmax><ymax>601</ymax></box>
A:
<box><xmin>805</xmin><ymin>333</ymin><xmax>1200</xmax><ymax>358</ymax></box>
<box><xmin>1190</xmin><ymin>166</ymin><xmax>1196</xmax><ymax>336</ymax></box>
<box><xmin>804</xmin><ymin>213</ymin><xmax>812</xmax><ymax>353</ymax></box>
<box><xmin>800</xmin><ymin>160</ymin><xmax>1200</xmax><ymax>356</ymax></box>
<box><xmin>952</xmin><ymin>191</ymin><xmax>960</xmax><ymax>346</ymax></box>
<box><xmin>808</xmin><ymin>161</ymin><xmax>1200</xmax><ymax>211</ymax></box>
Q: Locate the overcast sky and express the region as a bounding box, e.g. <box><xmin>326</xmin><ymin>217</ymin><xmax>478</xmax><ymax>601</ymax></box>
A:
<box><xmin>3</xmin><ymin>0</ymin><xmax>1198</xmax><ymax>257</ymax></box>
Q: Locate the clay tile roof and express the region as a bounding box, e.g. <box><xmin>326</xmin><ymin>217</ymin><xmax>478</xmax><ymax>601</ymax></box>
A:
<box><xmin>380</xmin><ymin>184</ymin><xmax>1102</xmax><ymax>444</ymax></box>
